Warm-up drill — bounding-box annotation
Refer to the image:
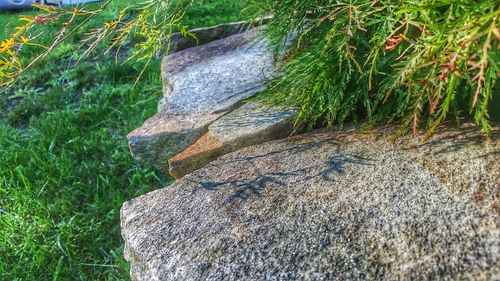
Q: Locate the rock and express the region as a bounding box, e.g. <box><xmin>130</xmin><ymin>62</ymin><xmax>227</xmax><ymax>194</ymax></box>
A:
<box><xmin>168</xmin><ymin>102</ymin><xmax>299</xmax><ymax>179</ymax></box>
<box><xmin>167</xmin><ymin>16</ymin><xmax>273</xmax><ymax>53</ymax></box>
<box><xmin>128</xmin><ymin>29</ymin><xmax>274</xmax><ymax>172</ymax></box>
<box><xmin>121</xmin><ymin>124</ymin><xmax>500</xmax><ymax>280</ymax></box>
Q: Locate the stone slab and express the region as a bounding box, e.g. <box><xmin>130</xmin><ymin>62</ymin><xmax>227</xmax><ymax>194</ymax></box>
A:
<box><xmin>160</xmin><ymin>28</ymin><xmax>274</xmax><ymax>114</ymax></box>
<box><xmin>128</xmin><ymin>29</ymin><xmax>275</xmax><ymax>172</ymax></box>
<box><xmin>168</xmin><ymin>102</ymin><xmax>298</xmax><ymax>179</ymax></box>
<box><xmin>167</xmin><ymin>16</ymin><xmax>273</xmax><ymax>53</ymax></box>
<box><xmin>128</xmin><ymin>113</ymin><xmax>223</xmax><ymax>173</ymax></box>
<box><xmin>122</xmin><ymin>124</ymin><xmax>500</xmax><ymax>280</ymax></box>
<box><xmin>209</xmin><ymin>102</ymin><xmax>298</xmax><ymax>144</ymax></box>
<box><xmin>168</xmin><ymin>133</ymin><xmax>226</xmax><ymax>180</ymax></box>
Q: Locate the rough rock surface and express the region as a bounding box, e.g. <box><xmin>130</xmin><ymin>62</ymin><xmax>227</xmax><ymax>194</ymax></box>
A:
<box><xmin>169</xmin><ymin>102</ymin><xmax>298</xmax><ymax>179</ymax></box>
<box><xmin>128</xmin><ymin>29</ymin><xmax>274</xmax><ymax>172</ymax></box>
<box><xmin>122</xmin><ymin>124</ymin><xmax>499</xmax><ymax>280</ymax></box>
<box><xmin>167</xmin><ymin>16</ymin><xmax>272</xmax><ymax>53</ymax></box>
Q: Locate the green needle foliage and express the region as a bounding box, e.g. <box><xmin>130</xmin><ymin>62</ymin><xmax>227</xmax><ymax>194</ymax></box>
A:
<box><xmin>1</xmin><ymin>0</ymin><xmax>498</xmax><ymax>135</ymax></box>
<box><xmin>246</xmin><ymin>0</ymin><xmax>499</xmax><ymax>136</ymax></box>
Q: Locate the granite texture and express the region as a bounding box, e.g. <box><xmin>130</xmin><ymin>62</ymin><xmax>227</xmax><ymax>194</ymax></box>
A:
<box><xmin>168</xmin><ymin>103</ymin><xmax>298</xmax><ymax>179</ymax></box>
<box><xmin>122</xmin><ymin>124</ymin><xmax>499</xmax><ymax>280</ymax></box>
<box><xmin>209</xmin><ymin>102</ymin><xmax>298</xmax><ymax>144</ymax></box>
<box><xmin>160</xmin><ymin>29</ymin><xmax>274</xmax><ymax>114</ymax></box>
<box><xmin>128</xmin><ymin>29</ymin><xmax>274</xmax><ymax>172</ymax></box>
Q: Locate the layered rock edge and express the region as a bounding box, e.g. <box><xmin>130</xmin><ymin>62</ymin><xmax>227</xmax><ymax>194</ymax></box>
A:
<box><xmin>167</xmin><ymin>16</ymin><xmax>273</xmax><ymax>53</ymax></box>
<box><xmin>127</xmin><ymin>28</ymin><xmax>275</xmax><ymax>172</ymax></box>
<box><xmin>168</xmin><ymin>102</ymin><xmax>299</xmax><ymax>179</ymax></box>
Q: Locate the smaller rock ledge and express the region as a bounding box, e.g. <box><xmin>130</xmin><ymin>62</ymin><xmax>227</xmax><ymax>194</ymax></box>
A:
<box><xmin>128</xmin><ymin>113</ymin><xmax>223</xmax><ymax>173</ymax></box>
<box><xmin>169</xmin><ymin>102</ymin><xmax>298</xmax><ymax>179</ymax></box>
<box><xmin>169</xmin><ymin>133</ymin><xmax>226</xmax><ymax>179</ymax></box>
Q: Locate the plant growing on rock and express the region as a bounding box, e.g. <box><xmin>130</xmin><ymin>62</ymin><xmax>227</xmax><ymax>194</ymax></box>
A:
<box><xmin>2</xmin><ymin>0</ymin><xmax>499</xmax><ymax>136</ymax></box>
<box><xmin>246</xmin><ymin>0</ymin><xmax>499</xmax><ymax>136</ymax></box>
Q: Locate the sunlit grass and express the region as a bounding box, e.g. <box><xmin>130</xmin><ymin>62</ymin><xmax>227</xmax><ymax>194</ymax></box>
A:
<box><xmin>0</xmin><ymin>61</ymin><xmax>164</xmax><ymax>280</ymax></box>
<box><xmin>0</xmin><ymin>0</ymin><xmax>247</xmax><ymax>279</ymax></box>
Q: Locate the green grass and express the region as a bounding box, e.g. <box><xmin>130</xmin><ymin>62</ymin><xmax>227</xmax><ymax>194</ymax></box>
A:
<box><xmin>0</xmin><ymin>0</ymin><xmax>247</xmax><ymax>280</ymax></box>
<box><xmin>0</xmin><ymin>62</ymin><xmax>163</xmax><ymax>280</ymax></box>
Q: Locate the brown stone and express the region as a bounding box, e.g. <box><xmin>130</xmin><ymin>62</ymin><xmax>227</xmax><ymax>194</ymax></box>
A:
<box><xmin>167</xmin><ymin>103</ymin><xmax>299</xmax><ymax>179</ymax></box>
<box><xmin>168</xmin><ymin>133</ymin><xmax>225</xmax><ymax>180</ymax></box>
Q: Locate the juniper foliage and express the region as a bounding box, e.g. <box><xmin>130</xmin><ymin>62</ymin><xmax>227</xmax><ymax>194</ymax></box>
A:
<box><xmin>246</xmin><ymin>0</ymin><xmax>499</xmax><ymax>136</ymax></box>
<box><xmin>2</xmin><ymin>0</ymin><xmax>498</xmax><ymax>135</ymax></box>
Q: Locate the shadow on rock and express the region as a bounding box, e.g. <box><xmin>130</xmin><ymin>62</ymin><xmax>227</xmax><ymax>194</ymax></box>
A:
<box><xmin>196</xmin><ymin>138</ymin><xmax>377</xmax><ymax>205</ymax></box>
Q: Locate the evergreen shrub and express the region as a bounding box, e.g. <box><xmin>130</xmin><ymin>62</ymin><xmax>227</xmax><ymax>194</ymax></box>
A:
<box><xmin>246</xmin><ymin>0</ymin><xmax>499</xmax><ymax>136</ymax></box>
<box><xmin>2</xmin><ymin>0</ymin><xmax>499</xmax><ymax>136</ymax></box>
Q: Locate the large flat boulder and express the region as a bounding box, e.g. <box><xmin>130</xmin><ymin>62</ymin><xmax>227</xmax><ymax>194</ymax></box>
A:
<box><xmin>121</xmin><ymin>124</ymin><xmax>499</xmax><ymax>280</ymax></box>
<box><xmin>168</xmin><ymin>102</ymin><xmax>299</xmax><ymax>179</ymax></box>
<box><xmin>128</xmin><ymin>29</ymin><xmax>274</xmax><ymax>172</ymax></box>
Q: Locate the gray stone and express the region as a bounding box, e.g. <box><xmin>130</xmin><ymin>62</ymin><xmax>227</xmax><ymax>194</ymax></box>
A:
<box><xmin>167</xmin><ymin>16</ymin><xmax>272</xmax><ymax>53</ymax></box>
<box><xmin>209</xmin><ymin>102</ymin><xmax>298</xmax><ymax>144</ymax></box>
<box><xmin>168</xmin><ymin>102</ymin><xmax>299</xmax><ymax>179</ymax></box>
<box><xmin>122</xmin><ymin>124</ymin><xmax>500</xmax><ymax>280</ymax></box>
<box><xmin>128</xmin><ymin>29</ymin><xmax>275</xmax><ymax>172</ymax></box>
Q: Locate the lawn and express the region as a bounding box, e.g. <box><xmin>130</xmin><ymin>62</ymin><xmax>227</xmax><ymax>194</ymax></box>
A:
<box><xmin>0</xmin><ymin>0</ymin><xmax>247</xmax><ymax>280</ymax></box>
